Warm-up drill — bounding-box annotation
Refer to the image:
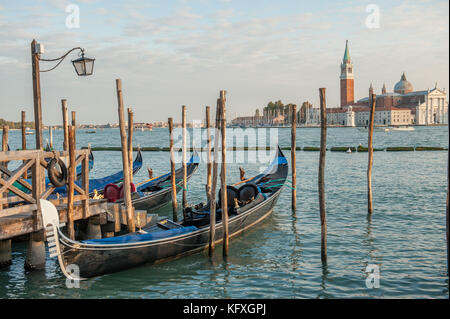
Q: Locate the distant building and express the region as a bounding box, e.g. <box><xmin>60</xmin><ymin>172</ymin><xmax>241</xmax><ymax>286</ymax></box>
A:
<box><xmin>327</xmin><ymin>41</ymin><xmax>448</xmax><ymax>126</ymax></box>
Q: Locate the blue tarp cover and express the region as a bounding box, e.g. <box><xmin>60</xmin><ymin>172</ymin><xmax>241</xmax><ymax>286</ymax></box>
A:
<box><xmin>82</xmin><ymin>226</ymin><xmax>198</xmax><ymax>245</ymax></box>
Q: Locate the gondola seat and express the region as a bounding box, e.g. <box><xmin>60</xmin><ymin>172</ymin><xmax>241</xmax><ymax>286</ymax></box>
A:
<box><xmin>235</xmin><ymin>193</ymin><xmax>264</xmax><ymax>214</ymax></box>
<box><xmin>238</xmin><ymin>183</ymin><xmax>259</xmax><ymax>203</ymax></box>
<box><xmin>218</xmin><ymin>185</ymin><xmax>239</xmax><ymax>213</ymax></box>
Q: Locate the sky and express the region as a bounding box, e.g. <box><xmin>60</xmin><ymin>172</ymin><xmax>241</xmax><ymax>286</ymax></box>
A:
<box><xmin>0</xmin><ymin>0</ymin><xmax>448</xmax><ymax>125</ymax></box>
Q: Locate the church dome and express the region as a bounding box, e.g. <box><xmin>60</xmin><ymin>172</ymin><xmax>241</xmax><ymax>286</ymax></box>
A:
<box><xmin>394</xmin><ymin>72</ymin><xmax>413</xmax><ymax>94</ymax></box>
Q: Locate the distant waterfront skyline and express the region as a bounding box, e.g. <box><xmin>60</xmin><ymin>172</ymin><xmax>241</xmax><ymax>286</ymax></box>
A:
<box><xmin>0</xmin><ymin>0</ymin><xmax>448</xmax><ymax>125</ymax></box>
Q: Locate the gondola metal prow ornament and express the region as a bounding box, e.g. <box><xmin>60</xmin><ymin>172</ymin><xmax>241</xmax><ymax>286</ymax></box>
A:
<box><xmin>40</xmin><ymin>199</ymin><xmax>85</xmax><ymax>281</ymax></box>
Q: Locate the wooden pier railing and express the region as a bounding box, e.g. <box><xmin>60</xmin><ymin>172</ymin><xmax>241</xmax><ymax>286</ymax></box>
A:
<box><xmin>0</xmin><ymin>149</ymin><xmax>91</xmax><ymax>225</ymax></box>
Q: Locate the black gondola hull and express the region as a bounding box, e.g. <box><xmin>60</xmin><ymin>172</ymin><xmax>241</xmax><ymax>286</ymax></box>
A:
<box><xmin>59</xmin><ymin>187</ymin><xmax>281</xmax><ymax>278</ymax></box>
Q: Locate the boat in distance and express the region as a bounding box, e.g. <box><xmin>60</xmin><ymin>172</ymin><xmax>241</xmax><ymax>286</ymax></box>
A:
<box><xmin>41</xmin><ymin>147</ymin><xmax>288</xmax><ymax>279</ymax></box>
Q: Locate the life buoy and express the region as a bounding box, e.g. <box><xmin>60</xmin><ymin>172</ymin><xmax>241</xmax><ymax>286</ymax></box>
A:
<box><xmin>47</xmin><ymin>158</ymin><xmax>68</xmax><ymax>188</ymax></box>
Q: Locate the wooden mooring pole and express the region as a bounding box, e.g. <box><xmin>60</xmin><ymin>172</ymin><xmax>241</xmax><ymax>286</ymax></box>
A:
<box><xmin>209</xmin><ymin>100</ymin><xmax>221</xmax><ymax>256</ymax></box>
<box><xmin>206</xmin><ymin>106</ymin><xmax>212</xmax><ymax>199</ymax></box>
<box><xmin>447</xmin><ymin>108</ymin><xmax>449</xmax><ymax>275</ymax></box>
<box><xmin>367</xmin><ymin>93</ymin><xmax>376</xmax><ymax>215</ymax></box>
<box><xmin>182</xmin><ymin>105</ymin><xmax>187</xmax><ymax>210</ymax></box>
<box><xmin>291</xmin><ymin>104</ymin><xmax>297</xmax><ymax>211</ymax></box>
<box><xmin>31</xmin><ymin>39</ymin><xmax>43</xmax><ymax>150</ymax></box>
<box><xmin>67</xmin><ymin>126</ymin><xmax>76</xmax><ymax>240</ymax></box>
<box><xmin>127</xmin><ymin>108</ymin><xmax>134</xmax><ymax>183</ymax></box>
<box><xmin>318</xmin><ymin>88</ymin><xmax>327</xmax><ymax>264</ymax></box>
<box><xmin>219</xmin><ymin>90</ymin><xmax>229</xmax><ymax>257</ymax></box>
<box><xmin>168</xmin><ymin>117</ymin><xmax>178</xmax><ymax>222</ymax></box>
<box><xmin>1</xmin><ymin>126</ymin><xmax>9</xmax><ymax>210</ymax></box>
<box><xmin>61</xmin><ymin>99</ymin><xmax>69</xmax><ymax>151</ymax></box>
<box><xmin>21</xmin><ymin>111</ymin><xmax>27</xmax><ymax>179</ymax></box>
<box><xmin>48</xmin><ymin>126</ymin><xmax>53</xmax><ymax>149</ymax></box>
<box><xmin>116</xmin><ymin>79</ymin><xmax>135</xmax><ymax>233</ymax></box>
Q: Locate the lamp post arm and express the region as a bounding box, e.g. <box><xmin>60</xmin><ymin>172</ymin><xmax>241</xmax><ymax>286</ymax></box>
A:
<box><xmin>39</xmin><ymin>47</ymin><xmax>84</xmax><ymax>72</ymax></box>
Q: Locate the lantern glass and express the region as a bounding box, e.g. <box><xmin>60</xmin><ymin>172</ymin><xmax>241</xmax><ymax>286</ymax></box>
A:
<box><xmin>71</xmin><ymin>56</ymin><xmax>95</xmax><ymax>76</ymax></box>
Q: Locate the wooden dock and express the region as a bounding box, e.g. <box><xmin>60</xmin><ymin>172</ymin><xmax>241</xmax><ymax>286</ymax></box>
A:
<box><xmin>0</xmin><ymin>148</ymin><xmax>149</xmax><ymax>270</ymax></box>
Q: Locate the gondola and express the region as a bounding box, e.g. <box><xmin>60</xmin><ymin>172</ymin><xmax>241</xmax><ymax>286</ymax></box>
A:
<box><xmin>121</xmin><ymin>151</ymin><xmax>200</xmax><ymax>211</ymax></box>
<box><xmin>41</xmin><ymin>146</ymin><xmax>288</xmax><ymax>279</ymax></box>
<box><xmin>52</xmin><ymin>149</ymin><xmax>143</xmax><ymax>197</ymax></box>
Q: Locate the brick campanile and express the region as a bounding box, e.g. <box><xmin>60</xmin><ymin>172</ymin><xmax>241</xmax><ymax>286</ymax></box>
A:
<box><xmin>340</xmin><ymin>40</ymin><xmax>354</xmax><ymax>107</ymax></box>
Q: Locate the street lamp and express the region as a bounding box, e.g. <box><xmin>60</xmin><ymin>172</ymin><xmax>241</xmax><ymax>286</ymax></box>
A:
<box><xmin>71</xmin><ymin>52</ymin><xmax>95</xmax><ymax>76</ymax></box>
<box><xmin>31</xmin><ymin>39</ymin><xmax>95</xmax><ymax>149</ymax></box>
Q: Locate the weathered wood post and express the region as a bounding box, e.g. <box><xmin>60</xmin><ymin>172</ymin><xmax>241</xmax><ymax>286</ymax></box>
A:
<box><xmin>71</xmin><ymin>111</ymin><xmax>76</xmax><ymax>127</ymax></box>
<box><xmin>116</xmin><ymin>79</ymin><xmax>135</xmax><ymax>233</ymax></box>
<box><xmin>31</xmin><ymin>39</ymin><xmax>43</xmax><ymax>150</ymax></box>
<box><xmin>21</xmin><ymin>111</ymin><xmax>28</xmax><ymax>179</ymax></box>
<box><xmin>367</xmin><ymin>93</ymin><xmax>376</xmax><ymax>215</ymax></box>
<box><xmin>0</xmin><ymin>126</ymin><xmax>11</xmax><ymax>267</ymax></box>
<box><xmin>0</xmin><ymin>239</ymin><xmax>12</xmax><ymax>269</ymax></box>
<box><xmin>24</xmin><ymin>136</ymin><xmax>46</xmax><ymax>271</ymax></box>
<box><xmin>447</xmin><ymin>109</ymin><xmax>449</xmax><ymax>275</ymax></box>
<box><xmin>48</xmin><ymin>126</ymin><xmax>53</xmax><ymax>149</ymax></box>
<box><xmin>61</xmin><ymin>99</ymin><xmax>69</xmax><ymax>151</ymax></box>
<box><xmin>168</xmin><ymin>117</ymin><xmax>178</xmax><ymax>222</ymax></box>
<box><xmin>67</xmin><ymin>126</ymin><xmax>76</xmax><ymax>240</ymax></box>
<box><xmin>318</xmin><ymin>88</ymin><xmax>327</xmax><ymax>264</ymax></box>
<box><xmin>1</xmin><ymin>126</ymin><xmax>8</xmax><ymax>168</ymax></box>
<box><xmin>182</xmin><ymin>105</ymin><xmax>188</xmax><ymax>210</ymax></box>
<box><xmin>291</xmin><ymin>104</ymin><xmax>297</xmax><ymax>211</ymax></box>
<box><xmin>209</xmin><ymin>100</ymin><xmax>221</xmax><ymax>256</ymax></box>
<box><xmin>219</xmin><ymin>90</ymin><xmax>229</xmax><ymax>257</ymax></box>
<box><xmin>1</xmin><ymin>126</ymin><xmax>8</xmax><ymax>210</ymax></box>
<box><xmin>205</xmin><ymin>106</ymin><xmax>212</xmax><ymax>198</ymax></box>
<box><xmin>127</xmin><ymin>108</ymin><xmax>134</xmax><ymax>183</ymax></box>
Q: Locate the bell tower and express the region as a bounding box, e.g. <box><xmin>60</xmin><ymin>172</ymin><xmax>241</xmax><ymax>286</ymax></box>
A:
<box><xmin>340</xmin><ymin>40</ymin><xmax>354</xmax><ymax>107</ymax></box>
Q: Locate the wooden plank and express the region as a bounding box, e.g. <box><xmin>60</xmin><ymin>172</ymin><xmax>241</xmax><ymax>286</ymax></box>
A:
<box><xmin>0</xmin><ymin>160</ymin><xmax>34</xmax><ymax>194</ymax></box>
<box><xmin>0</xmin><ymin>200</ymin><xmax>109</xmax><ymax>240</ymax></box>
<box><xmin>0</xmin><ymin>204</ymin><xmax>38</xmax><ymax>218</ymax></box>
<box><xmin>0</xmin><ymin>163</ymin><xmax>33</xmax><ymax>191</ymax></box>
<box><xmin>0</xmin><ymin>178</ymin><xmax>36</xmax><ymax>204</ymax></box>
<box><xmin>73</xmin><ymin>182</ymin><xmax>85</xmax><ymax>196</ymax></box>
<box><xmin>40</xmin><ymin>186</ymin><xmax>56</xmax><ymax>200</ymax></box>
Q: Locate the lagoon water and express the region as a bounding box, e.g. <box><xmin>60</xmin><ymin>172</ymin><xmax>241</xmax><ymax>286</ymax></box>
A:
<box><xmin>0</xmin><ymin>126</ymin><xmax>448</xmax><ymax>298</ymax></box>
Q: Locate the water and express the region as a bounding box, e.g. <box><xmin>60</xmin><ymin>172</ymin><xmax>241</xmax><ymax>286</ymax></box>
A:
<box><xmin>0</xmin><ymin>126</ymin><xmax>448</xmax><ymax>298</ymax></box>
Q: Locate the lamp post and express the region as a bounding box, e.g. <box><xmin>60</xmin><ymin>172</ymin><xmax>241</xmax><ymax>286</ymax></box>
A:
<box><xmin>31</xmin><ymin>39</ymin><xmax>95</xmax><ymax>150</ymax></box>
